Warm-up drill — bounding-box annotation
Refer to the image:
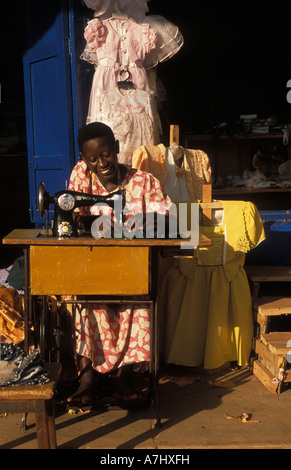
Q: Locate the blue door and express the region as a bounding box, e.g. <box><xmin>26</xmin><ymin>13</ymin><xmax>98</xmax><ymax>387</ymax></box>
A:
<box><xmin>23</xmin><ymin>0</ymin><xmax>81</xmax><ymax>226</ymax></box>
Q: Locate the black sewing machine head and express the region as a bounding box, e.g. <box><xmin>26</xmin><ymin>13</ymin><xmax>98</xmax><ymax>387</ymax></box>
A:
<box><xmin>38</xmin><ymin>182</ymin><xmax>126</xmax><ymax>238</ymax></box>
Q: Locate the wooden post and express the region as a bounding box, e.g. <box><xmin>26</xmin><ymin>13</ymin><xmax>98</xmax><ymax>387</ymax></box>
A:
<box><xmin>170</xmin><ymin>125</ymin><xmax>179</xmax><ymax>146</ymax></box>
<box><xmin>202</xmin><ymin>184</ymin><xmax>212</xmax><ymax>226</ymax></box>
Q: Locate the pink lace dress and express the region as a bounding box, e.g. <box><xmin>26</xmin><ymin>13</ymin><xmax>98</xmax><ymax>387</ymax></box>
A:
<box><xmin>82</xmin><ymin>17</ymin><xmax>158</xmax><ymax>165</ymax></box>
<box><xmin>82</xmin><ymin>17</ymin><xmax>157</xmax><ymax>94</ymax></box>
<box><xmin>92</xmin><ymin>87</ymin><xmax>156</xmax><ymax>165</ymax></box>
<box><xmin>68</xmin><ymin>163</ymin><xmax>173</xmax><ymax>373</ymax></box>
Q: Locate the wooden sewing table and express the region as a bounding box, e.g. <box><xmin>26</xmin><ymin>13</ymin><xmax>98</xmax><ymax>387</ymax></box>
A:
<box><xmin>3</xmin><ymin>228</ymin><xmax>210</xmax><ymax>425</ymax></box>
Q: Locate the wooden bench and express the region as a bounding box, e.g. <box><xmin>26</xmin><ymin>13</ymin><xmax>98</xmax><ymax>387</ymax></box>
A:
<box><xmin>0</xmin><ymin>362</ymin><xmax>61</xmax><ymax>449</ymax></box>
<box><xmin>245</xmin><ymin>266</ymin><xmax>291</xmax><ymax>299</ymax></box>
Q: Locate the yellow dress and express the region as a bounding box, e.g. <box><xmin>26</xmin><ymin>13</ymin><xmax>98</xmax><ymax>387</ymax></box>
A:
<box><xmin>160</xmin><ymin>200</ymin><xmax>265</xmax><ymax>370</ymax></box>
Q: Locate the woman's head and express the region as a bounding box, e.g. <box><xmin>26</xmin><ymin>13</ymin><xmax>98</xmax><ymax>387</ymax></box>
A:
<box><xmin>78</xmin><ymin>122</ymin><xmax>119</xmax><ymax>186</ymax></box>
<box><xmin>78</xmin><ymin>122</ymin><xmax>116</xmax><ymax>153</ymax></box>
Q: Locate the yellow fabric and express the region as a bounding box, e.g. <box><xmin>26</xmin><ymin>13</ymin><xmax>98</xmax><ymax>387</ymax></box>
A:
<box><xmin>182</xmin><ymin>148</ymin><xmax>212</xmax><ymax>201</ymax></box>
<box><xmin>0</xmin><ymin>287</ymin><xmax>25</xmax><ymax>344</ymax></box>
<box><xmin>132</xmin><ymin>144</ymin><xmax>167</xmax><ymax>188</ymax></box>
<box><xmin>132</xmin><ymin>145</ymin><xmax>212</xmax><ymax>200</ymax></box>
<box><xmin>160</xmin><ymin>200</ymin><xmax>265</xmax><ymax>370</ymax></box>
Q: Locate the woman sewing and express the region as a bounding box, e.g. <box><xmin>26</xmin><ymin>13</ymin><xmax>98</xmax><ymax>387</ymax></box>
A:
<box><xmin>67</xmin><ymin>122</ymin><xmax>173</xmax><ymax>409</ymax></box>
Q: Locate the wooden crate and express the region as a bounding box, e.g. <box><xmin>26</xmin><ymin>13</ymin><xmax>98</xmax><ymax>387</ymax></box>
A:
<box><xmin>253</xmin><ymin>297</ymin><xmax>291</xmax><ymax>334</ymax></box>
<box><xmin>246</xmin><ymin>267</ymin><xmax>291</xmax><ymax>393</ymax></box>
<box><xmin>252</xmin><ymin>331</ymin><xmax>291</xmax><ymax>394</ymax></box>
<box><xmin>252</xmin><ymin>359</ymin><xmax>284</xmax><ymax>394</ymax></box>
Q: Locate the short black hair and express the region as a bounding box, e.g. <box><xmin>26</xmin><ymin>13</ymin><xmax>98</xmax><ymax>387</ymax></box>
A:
<box><xmin>78</xmin><ymin>122</ymin><xmax>116</xmax><ymax>153</ymax></box>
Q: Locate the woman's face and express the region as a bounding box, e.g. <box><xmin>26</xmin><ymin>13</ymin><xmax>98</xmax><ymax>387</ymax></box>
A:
<box><xmin>80</xmin><ymin>136</ymin><xmax>119</xmax><ymax>186</ymax></box>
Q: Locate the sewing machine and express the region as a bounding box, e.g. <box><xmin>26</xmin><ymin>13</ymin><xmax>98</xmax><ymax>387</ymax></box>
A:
<box><xmin>38</xmin><ymin>182</ymin><xmax>126</xmax><ymax>238</ymax></box>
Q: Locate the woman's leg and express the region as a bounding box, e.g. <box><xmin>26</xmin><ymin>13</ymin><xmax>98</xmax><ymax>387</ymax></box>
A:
<box><xmin>67</xmin><ymin>355</ymin><xmax>95</xmax><ymax>404</ymax></box>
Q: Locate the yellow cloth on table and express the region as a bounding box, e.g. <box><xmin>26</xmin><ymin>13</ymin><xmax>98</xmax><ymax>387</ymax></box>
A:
<box><xmin>160</xmin><ymin>200</ymin><xmax>265</xmax><ymax>370</ymax></box>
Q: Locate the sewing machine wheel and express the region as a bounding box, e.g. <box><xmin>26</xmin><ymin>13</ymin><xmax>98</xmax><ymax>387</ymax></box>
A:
<box><xmin>36</xmin><ymin>296</ymin><xmax>59</xmax><ymax>362</ymax></box>
<box><xmin>38</xmin><ymin>182</ymin><xmax>50</xmax><ymax>218</ymax></box>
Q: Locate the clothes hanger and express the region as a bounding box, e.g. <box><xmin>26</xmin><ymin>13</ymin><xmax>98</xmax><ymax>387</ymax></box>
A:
<box><xmin>117</xmin><ymin>69</ymin><xmax>136</xmax><ymax>90</ymax></box>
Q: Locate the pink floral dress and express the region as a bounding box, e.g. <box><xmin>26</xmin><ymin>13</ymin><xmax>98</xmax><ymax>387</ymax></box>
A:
<box><xmin>68</xmin><ymin>163</ymin><xmax>173</xmax><ymax>373</ymax></box>
<box><xmin>81</xmin><ymin>17</ymin><xmax>158</xmax><ymax>165</ymax></box>
<box><xmin>82</xmin><ymin>17</ymin><xmax>157</xmax><ymax>92</ymax></box>
<box><xmin>88</xmin><ymin>87</ymin><xmax>156</xmax><ymax>166</ymax></box>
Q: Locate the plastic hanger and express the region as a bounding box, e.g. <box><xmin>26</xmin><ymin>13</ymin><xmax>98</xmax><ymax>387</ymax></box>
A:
<box><xmin>117</xmin><ymin>69</ymin><xmax>135</xmax><ymax>90</ymax></box>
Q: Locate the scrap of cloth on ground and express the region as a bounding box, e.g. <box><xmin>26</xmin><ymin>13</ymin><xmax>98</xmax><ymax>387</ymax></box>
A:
<box><xmin>160</xmin><ymin>200</ymin><xmax>265</xmax><ymax>370</ymax></box>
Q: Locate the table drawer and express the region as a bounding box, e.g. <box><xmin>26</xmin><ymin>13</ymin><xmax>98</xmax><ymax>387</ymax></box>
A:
<box><xmin>30</xmin><ymin>246</ymin><xmax>149</xmax><ymax>295</ymax></box>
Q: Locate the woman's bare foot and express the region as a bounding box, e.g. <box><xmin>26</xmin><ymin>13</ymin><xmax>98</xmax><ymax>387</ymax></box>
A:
<box><xmin>112</xmin><ymin>365</ymin><xmax>148</xmax><ymax>405</ymax></box>
<box><xmin>67</xmin><ymin>356</ymin><xmax>94</xmax><ymax>405</ymax></box>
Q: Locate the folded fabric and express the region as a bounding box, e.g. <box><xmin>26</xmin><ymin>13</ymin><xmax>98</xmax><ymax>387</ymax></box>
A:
<box><xmin>0</xmin><ymin>286</ymin><xmax>25</xmax><ymax>344</ymax></box>
<box><xmin>0</xmin><ymin>299</ymin><xmax>25</xmax><ymax>344</ymax></box>
<box><xmin>0</xmin><ymin>343</ymin><xmax>49</xmax><ymax>387</ymax></box>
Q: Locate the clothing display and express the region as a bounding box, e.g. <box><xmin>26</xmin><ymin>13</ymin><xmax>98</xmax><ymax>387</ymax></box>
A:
<box><xmin>81</xmin><ymin>1</ymin><xmax>183</xmax><ymax>165</ymax></box>
<box><xmin>82</xmin><ymin>17</ymin><xmax>157</xmax><ymax>91</ymax></box>
<box><xmin>159</xmin><ymin>200</ymin><xmax>265</xmax><ymax>370</ymax></box>
<box><xmin>132</xmin><ymin>144</ymin><xmax>212</xmax><ymax>201</ymax></box>
<box><xmin>88</xmin><ymin>87</ymin><xmax>156</xmax><ymax>165</ymax></box>
<box><xmin>69</xmin><ymin>163</ymin><xmax>173</xmax><ymax>373</ymax></box>
<box><xmin>82</xmin><ymin>0</ymin><xmax>149</xmax><ymax>22</ymax></box>
<box><xmin>82</xmin><ymin>1</ymin><xmax>183</xmax><ymax>67</ymax></box>
<box><xmin>82</xmin><ymin>15</ymin><xmax>158</xmax><ymax>164</ymax></box>
<box><xmin>131</xmin><ymin>143</ymin><xmax>167</xmax><ymax>187</ymax></box>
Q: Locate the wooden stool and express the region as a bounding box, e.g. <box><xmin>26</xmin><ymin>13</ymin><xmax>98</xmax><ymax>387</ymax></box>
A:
<box><xmin>0</xmin><ymin>363</ymin><xmax>61</xmax><ymax>449</ymax></box>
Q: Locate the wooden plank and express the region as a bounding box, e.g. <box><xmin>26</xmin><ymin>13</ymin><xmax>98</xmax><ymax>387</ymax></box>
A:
<box><xmin>202</xmin><ymin>184</ymin><xmax>212</xmax><ymax>227</ymax></box>
<box><xmin>34</xmin><ymin>399</ymin><xmax>51</xmax><ymax>449</ymax></box>
<box><xmin>200</xmin><ymin>202</ymin><xmax>224</xmax><ymax>210</ymax></box>
<box><xmin>2</xmin><ymin>229</ymin><xmax>211</xmax><ymax>247</ymax></box>
<box><xmin>0</xmin><ymin>364</ymin><xmax>61</xmax><ymax>401</ymax></box>
<box><xmin>256</xmin><ymin>312</ymin><xmax>269</xmax><ymax>334</ymax></box>
<box><xmin>0</xmin><ymin>380</ymin><xmax>55</xmax><ymax>401</ymax></box>
<box><xmin>254</xmin><ymin>297</ymin><xmax>291</xmax><ymax>316</ymax></box>
<box><xmin>2</xmin><ymin>228</ymin><xmax>43</xmax><ymax>243</ymax></box>
<box><xmin>30</xmin><ymin>245</ymin><xmax>150</xmax><ymax>295</ymax></box>
<box><xmin>252</xmin><ymin>359</ymin><xmax>282</xmax><ymax>394</ymax></box>
<box><xmin>245</xmin><ymin>266</ymin><xmax>291</xmax><ymax>282</ymax></box>
<box><xmin>261</xmin><ymin>332</ymin><xmax>291</xmax><ymax>355</ymax></box>
<box><xmin>259</xmin><ymin>356</ymin><xmax>285</xmax><ymax>382</ymax></box>
<box><xmin>254</xmin><ymin>339</ymin><xmax>286</xmax><ymax>371</ymax></box>
<box><xmin>169</xmin><ymin>124</ymin><xmax>179</xmax><ymax>145</ymax></box>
